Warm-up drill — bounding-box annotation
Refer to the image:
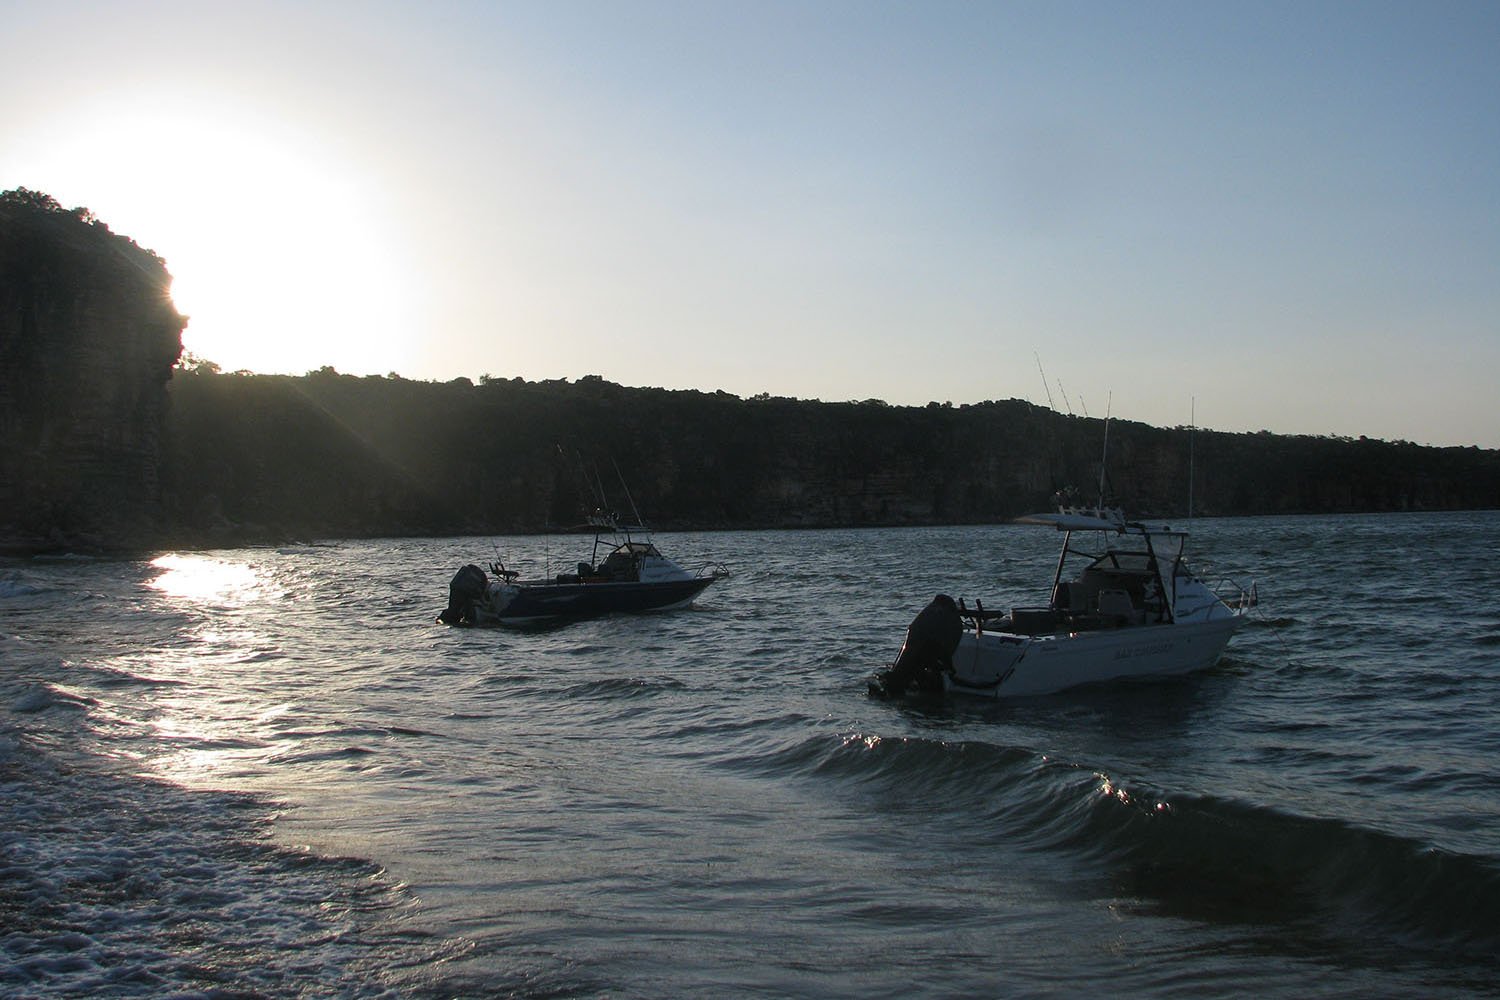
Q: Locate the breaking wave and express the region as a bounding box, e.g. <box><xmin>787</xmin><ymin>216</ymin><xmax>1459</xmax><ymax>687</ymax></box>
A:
<box><xmin>741</xmin><ymin>729</ymin><xmax>1500</xmax><ymax>974</ymax></box>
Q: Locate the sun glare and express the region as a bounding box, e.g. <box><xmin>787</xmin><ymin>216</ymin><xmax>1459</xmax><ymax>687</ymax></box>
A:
<box><xmin>6</xmin><ymin>96</ymin><xmax>417</xmax><ymax>376</ymax></box>
<box><xmin>148</xmin><ymin>554</ymin><xmax>261</xmax><ymax>604</ymax></box>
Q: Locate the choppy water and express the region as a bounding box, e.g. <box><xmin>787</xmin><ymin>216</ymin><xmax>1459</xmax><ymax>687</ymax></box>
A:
<box><xmin>3</xmin><ymin>512</ymin><xmax>1499</xmax><ymax>998</ymax></box>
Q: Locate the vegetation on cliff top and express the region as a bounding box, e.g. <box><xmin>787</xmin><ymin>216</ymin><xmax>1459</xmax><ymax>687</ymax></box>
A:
<box><xmin>163</xmin><ymin>365</ymin><xmax>1500</xmax><ymax>544</ymax></box>
<box><xmin>5</xmin><ymin>185</ymin><xmax>1497</xmax><ymax>550</ymax></box>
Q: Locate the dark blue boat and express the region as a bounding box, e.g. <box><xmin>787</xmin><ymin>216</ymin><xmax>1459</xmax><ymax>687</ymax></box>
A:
<box><xmin>438</xmin><ymin>517</ymin><xmax>727</xmax><ymax>626</ymax></box>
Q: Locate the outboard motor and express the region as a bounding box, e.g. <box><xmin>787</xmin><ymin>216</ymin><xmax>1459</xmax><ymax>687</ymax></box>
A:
<box><xmin>438</xmin><ymin>564</ymin><xmax>489</xmax><ymax>625</ymax></box>
<box><xmin>870</xmin><ymin>594</ymin><xmax>963</xmax><ymax>698</ymax></box>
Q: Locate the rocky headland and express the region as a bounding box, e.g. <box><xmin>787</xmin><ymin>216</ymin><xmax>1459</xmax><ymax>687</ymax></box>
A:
<box><xmin>1</xmin><ymin>189</ymin><xmax>185</xmax><ymax>552</ymax></box>
<box><xmin>3</xmin><ymin>188</ymin><xmax>1497</xmax><ymax>553</ymax></box>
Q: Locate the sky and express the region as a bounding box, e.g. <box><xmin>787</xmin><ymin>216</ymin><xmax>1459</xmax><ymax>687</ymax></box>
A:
<box><xmin>3</xmin><ymin>1</ymin><xmax>1497</xmax><ymax>447</ymax></box>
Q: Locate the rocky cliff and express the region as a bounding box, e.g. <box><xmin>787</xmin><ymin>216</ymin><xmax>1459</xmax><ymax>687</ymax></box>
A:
<box><xmin>0</xmin><ymin>189</ymin><xmax>185</xmax><ymax>552</ymax></box>
<box><xmin>164</xmin><ymin>371</ymin><xmax>1500</xmax><ymax>543</ymax></box>
<box><xmin>5</xmin><ymin>185</ymin><xmax>1494</xmax><ymax>551</ymax></box>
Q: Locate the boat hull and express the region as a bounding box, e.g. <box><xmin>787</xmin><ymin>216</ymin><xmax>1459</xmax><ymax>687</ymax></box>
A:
<box><xmin>946</xmin><ymin>616</ymin><xmax>1242</xmax><ymax>698</ymax></box>
<box><xmin>476</xmin><ymin>576</ymin><xmax>716</xmax><ymax>626</ymax></box>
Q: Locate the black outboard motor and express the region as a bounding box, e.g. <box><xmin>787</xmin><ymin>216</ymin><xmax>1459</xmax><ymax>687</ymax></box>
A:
<box><xmin>870</xmin><ymin>594</ymin><xmax>963</xmax><ymax>698</ymax></box>
<box><xmin>438</xmin><ymin>564</ymin><xmax>488</xmax><ymax>625</ymax></box>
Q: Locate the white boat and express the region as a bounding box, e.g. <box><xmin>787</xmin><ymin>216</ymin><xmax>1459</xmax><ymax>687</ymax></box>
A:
<box><xmin>873</xmin><ymin>506</ymin><xmax>1256</xmax><ymax>699</ymax></box>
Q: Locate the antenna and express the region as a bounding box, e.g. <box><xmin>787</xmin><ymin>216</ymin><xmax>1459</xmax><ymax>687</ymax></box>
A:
<box><xmin>1035</xmin><ymin>353</ymin><xmax>1056</xmax><ymax>410</ymax></box>
<box><xmin>1188</xmin><ymin>397</ymin><xmax>1196</xmax><ymax>524</ymax></box>
<box><xmin>1097</xmin><ymin>391</ymin><xmax>1112</xmax><ymax>507</ymax></box>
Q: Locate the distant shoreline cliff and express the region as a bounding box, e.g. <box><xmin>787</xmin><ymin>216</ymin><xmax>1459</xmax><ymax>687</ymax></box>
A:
<box><xmin>4</xmin><ymin>188</ymin><xmax>1497</xmax><ymax>554</ymax></box>
<box><xmin>160</xmin><ymin>368</ymin><xmax>1500</xmax><ymax>548</ymax></box>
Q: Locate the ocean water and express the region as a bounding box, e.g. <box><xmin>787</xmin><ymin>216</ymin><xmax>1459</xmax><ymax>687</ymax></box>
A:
<box><xmin>3</xmin><ymin>512</ymin><xmax>1499</xmax><ymax>998</ymax></box>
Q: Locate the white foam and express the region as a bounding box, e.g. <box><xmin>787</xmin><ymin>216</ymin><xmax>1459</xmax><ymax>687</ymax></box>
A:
<box><xmin>1</xmin><ymin>724</ymin><xmax>453</xmax><ymax>996</ymax></box>
<box><xmin>10</xmin><ymin>683</ymin><xmax>94</xmax><ymax>714</ymax></box>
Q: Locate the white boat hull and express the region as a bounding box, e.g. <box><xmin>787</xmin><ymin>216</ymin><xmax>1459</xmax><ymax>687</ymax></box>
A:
<box><xmin>946</xmin><ymin>616</ymin><xmax>1242</xmax><ymax>699</ymax></box>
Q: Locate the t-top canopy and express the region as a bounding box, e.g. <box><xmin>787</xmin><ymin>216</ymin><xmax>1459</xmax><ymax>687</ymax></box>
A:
<box><xmin>1014</xmin><ymin>507</ymin><xmax>1187</xmax><ymax>538</ymax></box>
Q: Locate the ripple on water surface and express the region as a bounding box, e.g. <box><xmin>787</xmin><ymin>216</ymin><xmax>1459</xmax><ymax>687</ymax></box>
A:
<box><xmin>3</xmin><ymin>515</ymin><xmax>1500</xmax><ymax>997</ymax></box>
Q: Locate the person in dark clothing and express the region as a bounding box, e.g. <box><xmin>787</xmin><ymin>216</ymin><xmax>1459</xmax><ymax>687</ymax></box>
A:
<box><xmin>871</xmin><ymin>594</ymin><xmax>963</xmax><ymax>697</ymax></box>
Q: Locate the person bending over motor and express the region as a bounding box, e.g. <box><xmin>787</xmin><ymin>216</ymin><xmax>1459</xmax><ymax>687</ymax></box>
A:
<box><xmin>872</xmin><ymin>594</ymin><xmax>962</xmax><ymax>697</ymax></box>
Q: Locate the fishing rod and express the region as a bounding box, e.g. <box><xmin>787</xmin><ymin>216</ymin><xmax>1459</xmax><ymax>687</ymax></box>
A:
<box><xmin>1035</xmin><ymin>353</ymin><xmax>1056</xmax><ymax>411</ymax></box>
<box><xmin>611</xmin><ymin>457</ymin><xmax>646</xmax><ymax>535</ymax></box>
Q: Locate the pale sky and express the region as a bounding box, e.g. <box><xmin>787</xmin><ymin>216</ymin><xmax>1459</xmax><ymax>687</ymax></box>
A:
<box><xmin>3</xmin><ymin>1</ymin><xmax>1497</xmax><ymax>447</ymax></box>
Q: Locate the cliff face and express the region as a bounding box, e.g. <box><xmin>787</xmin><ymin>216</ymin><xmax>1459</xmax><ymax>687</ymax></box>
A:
<box><xmin>164</xmin><ymin>371</ymin><xmax>1500</xmax><ymax>543</ymax></box>
<box><xmin>0</xmin><ymin>189</ymin><xmax>185</xmax><ymax>551</ymax></box>
<box><xmin>6</xmin><ymin>186</ymin><xmax>1491</xmax><ymax>550</ymax></box>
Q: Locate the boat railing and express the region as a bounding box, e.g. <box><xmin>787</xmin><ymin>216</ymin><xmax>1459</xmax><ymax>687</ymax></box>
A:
<box><xmin>695</xmin><ymin>562</ymin><xmax>731</xmax><ymax>580</ymax></box>
<box><xmin>1212</xmin><ymin>577</ymin><xmax>1259</xmax><ymax>612</ymax></box>
<box><xmin>957</xmin><ymin>599</ymin><xmax>1007</xmax><ymax>623</ymax></box>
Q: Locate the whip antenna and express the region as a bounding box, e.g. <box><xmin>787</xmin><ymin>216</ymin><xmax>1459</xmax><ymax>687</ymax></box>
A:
<box><xmin>1097</xmin><ymin>391</ymin><xmax>1112</xmax><ymax>507</ymax></box>
<box><xmin>1188</xmin><ymin>397</ymin><xmax>1196</xmax><ymax>525</ymax></box>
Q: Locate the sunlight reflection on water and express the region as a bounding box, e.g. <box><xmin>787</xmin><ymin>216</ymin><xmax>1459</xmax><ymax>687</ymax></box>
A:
<box><xmin>148</xmin><ymin>553</ymin><xmax>262</xmax><ymax>604</ymax></box>
<box><xmin>7</xmin><ymin>515</ymin><xmax>1494</xmax><ymax>997</ymax></box>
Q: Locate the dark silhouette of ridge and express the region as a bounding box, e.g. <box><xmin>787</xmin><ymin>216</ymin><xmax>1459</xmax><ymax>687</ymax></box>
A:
<box><xmin>163</xmin><ymin>368</ymin><xmax>1500</xmax><ymax>546</ymax></box>
<box><xmin>4</xmin><ymin>186</ymin><xmax>1496</xmax><ymax>552</ymax></box>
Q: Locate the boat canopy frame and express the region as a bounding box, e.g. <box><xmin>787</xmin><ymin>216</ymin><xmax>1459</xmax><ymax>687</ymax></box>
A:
<box><xmin>1034</xmin><ymin>509</ymin><xmax>1195</xmax><ymax>627</ymax></box>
